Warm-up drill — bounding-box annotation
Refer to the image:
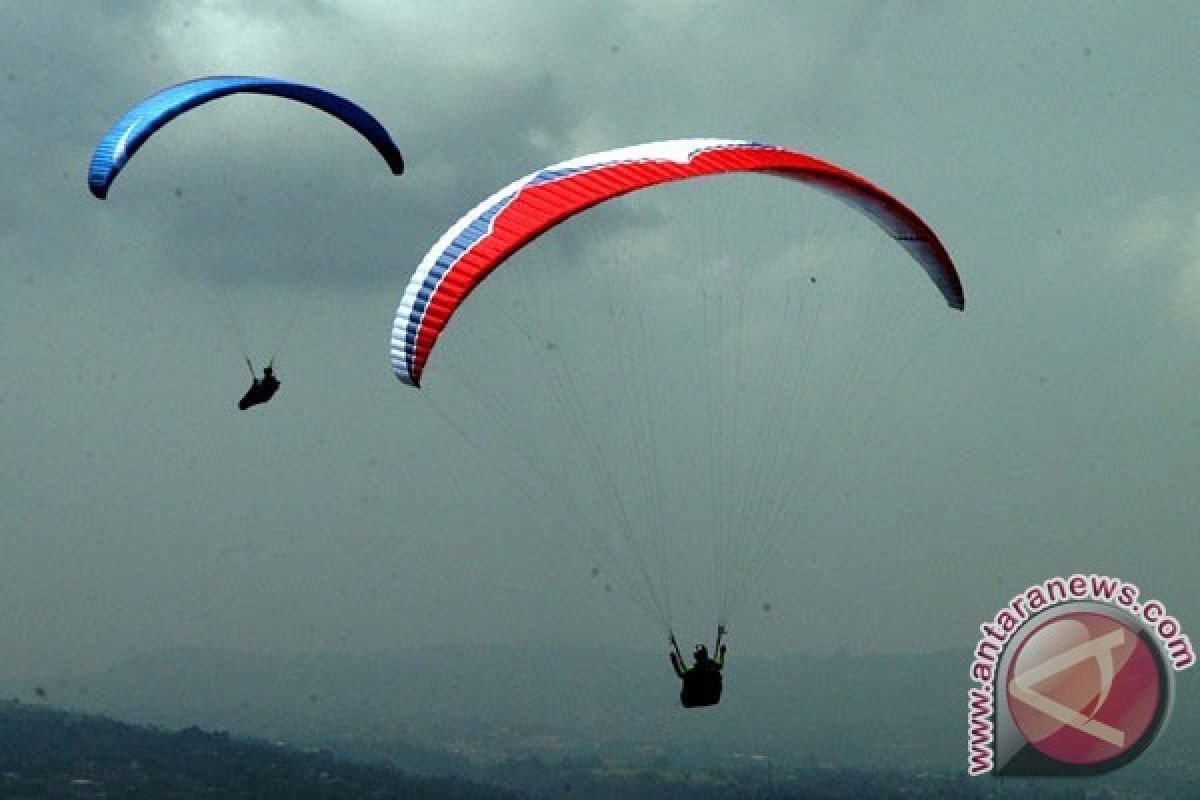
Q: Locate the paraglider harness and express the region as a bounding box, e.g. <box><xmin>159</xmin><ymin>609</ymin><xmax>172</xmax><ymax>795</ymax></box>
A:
<box><xmin>670</xmin><ymin>626</ymin><xmax>726</xmax><ymax>708</ymax></box>
<box><xmin>238</xmin><ymin>359</ymin><xmax>281</xmax><ymax>411</ymax></box>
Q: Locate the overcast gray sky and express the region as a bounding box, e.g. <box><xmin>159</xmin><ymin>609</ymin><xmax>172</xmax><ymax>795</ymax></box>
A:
<box><xmin>2</xmin><ymin>1</ymin><xmax>1198</xmax><ymax>680</ymax></box>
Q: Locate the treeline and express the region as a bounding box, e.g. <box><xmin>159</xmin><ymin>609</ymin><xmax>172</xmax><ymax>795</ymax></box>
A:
<box><xmin>4</xmin><ymin>701</ymin><xmax>1199</xmax><ymax>799</ymax></box>
<box><xmin>0</xmin><ymin>702</ymin><xmax>517</xmax><ymax>799</ymax></box>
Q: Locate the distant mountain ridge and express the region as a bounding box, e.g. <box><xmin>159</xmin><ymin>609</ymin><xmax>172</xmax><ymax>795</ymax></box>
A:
<box><xmin>0</xmin><ymin>702</ymin><xmax>518</xmax><ymax>799</ymax></box>
<box><xmin>10</xmin><ymin>641</ymin><xmax>1197</xmax><ymax>775</ymax></box>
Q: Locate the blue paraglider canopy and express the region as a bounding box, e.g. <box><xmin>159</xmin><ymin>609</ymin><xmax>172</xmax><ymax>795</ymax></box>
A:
<box><xmin>88</xmin><ymin>75</ymin><xmax>404</xmax><ymax>199</ymax></box>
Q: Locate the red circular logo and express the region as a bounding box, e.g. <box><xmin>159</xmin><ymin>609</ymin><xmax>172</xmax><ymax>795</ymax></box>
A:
<box><xmin>1005</xmin><ymin>612</ymin><xmax>1163</xmax><ymax>766</ymax></box>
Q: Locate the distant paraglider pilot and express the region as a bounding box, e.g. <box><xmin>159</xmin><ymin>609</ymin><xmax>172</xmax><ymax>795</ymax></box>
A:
<box><xmin>238</xmin><ymin>361</ymin><xmax>280</xmax><ymax>411</ymax></box>
<box><xmin>670</xmin><ymin>626</ymin><xmax>727</xmax><ymax>707</ymax></box>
